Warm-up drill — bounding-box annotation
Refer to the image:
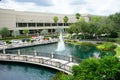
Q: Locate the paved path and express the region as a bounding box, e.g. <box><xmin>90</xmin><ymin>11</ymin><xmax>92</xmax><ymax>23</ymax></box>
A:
<box><xmin>0</xmin><ymin>39</ymin><xmax>57</xmax><ymax>50</ymax></box>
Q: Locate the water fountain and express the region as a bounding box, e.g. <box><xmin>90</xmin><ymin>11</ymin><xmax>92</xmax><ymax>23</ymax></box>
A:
<box><xmin>56</xmin><ymin>30</ymin><xmax>65</xmax><ymax>51</ymax></box>
<box><xmin>94</xmin><ymin>52</ymin><xmax>100</xmax><ymax>59</ymax></box>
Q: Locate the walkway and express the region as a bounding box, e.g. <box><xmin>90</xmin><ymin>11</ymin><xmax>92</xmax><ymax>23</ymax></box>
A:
<box><xmin>0</xmin><ymin>39</ymin><xmax>57</xmax><ymax>50</ymax></box>
<box><xmin>0</xmin><ymin>53</ymin><xmax>79</xmax><ymax>74</ymax></box>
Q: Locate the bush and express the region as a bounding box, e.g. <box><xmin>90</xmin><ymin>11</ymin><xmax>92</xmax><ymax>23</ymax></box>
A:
<box><xmin>53</xmin><ymin>57</ymin><xmax>120</xmax><ymax>80</ymax></box>
<box><xmin>97</xmin><ymin>42</ymin><xmax>117</xmax><ymax>51</ymax></box>
<box><xmin>6</xmin><ymin>40</ymin><xmax>11</xmax><ymax>44</ymax></box>
<box><xmin>80</xmin><ymin>42</ymin><xmax>96</xmax><ymax>47</ymax></box>
<box><xmin>72</xmin><ymin>57</ymin><xmax>120</xmax><ymax>80</ymax></box>
<box><xmin>116</xmin><ymin>38</ymin><xmax>120</xmax><ymax>44</ymax></box>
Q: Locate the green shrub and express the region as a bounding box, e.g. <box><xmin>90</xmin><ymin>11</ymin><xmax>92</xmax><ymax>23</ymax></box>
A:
<box><xmin>6</xmin><ymin>40</ymin><xmax>12</xmax><ymax>44</ymax></box>
<box><xmin>80</xmin><ymin>42</ymin><xmax>96</xmax><ymax>47</ymax></box>
<box><xmin>116</xmin><ymin>38</ymin><xmax>120</xmax><ymax>44</ymax></box>
<box><xmin>97</xmin><ymin>42</ymin><xmax>117</xmax><ymax>51</ymax></box>
<box><xmin>96</xmin><ymin>42</ymin><xmax>103</xmax><ymax>45</ymax></box>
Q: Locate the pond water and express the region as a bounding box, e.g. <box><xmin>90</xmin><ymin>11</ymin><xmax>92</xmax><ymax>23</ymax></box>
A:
<box><xmin>5</xmin><ymin>43</ymin><xmax>99</xmax><ymax>59</ymax></box>
<box><xmin>0</xmin><ymin>61</ymin><xmax>57</xmax><ymax>80</ymax></box>
<box><xmin>0</xmin><ymin>43</ymin><xmax>114</xmax><ymax>80</ymax></box>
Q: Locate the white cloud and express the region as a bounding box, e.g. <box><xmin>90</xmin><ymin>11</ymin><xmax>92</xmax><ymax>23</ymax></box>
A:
<box><xmin>0</xmin><ymin>0</ymin><xmax>120</xmax><ymax>15</ymax></box>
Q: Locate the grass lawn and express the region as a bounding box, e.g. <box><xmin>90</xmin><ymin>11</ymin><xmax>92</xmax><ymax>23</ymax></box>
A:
<box><xmin>115</xmin><ymin>46</ymin><xmax>120</xmax><ymax>57</ymax></box>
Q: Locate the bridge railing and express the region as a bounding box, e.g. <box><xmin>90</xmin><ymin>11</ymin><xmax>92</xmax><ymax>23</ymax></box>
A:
<box><xmin>0</xmin><ymin>54</ymin><xmax>72</xmax><ymax>74</ymax></box>
<box><xmin>0</xmin><ymin>49</ymin><xmax>82</xmax><ymax>63</ymax></box>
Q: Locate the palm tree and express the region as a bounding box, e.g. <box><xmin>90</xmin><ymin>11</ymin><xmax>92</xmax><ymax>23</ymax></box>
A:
<box><xmin>22</xmin><ymin>29</ymin><xmax>29</xmax><ymax>36</ymax></box>
<box><xmin>75</xmin><ymin>13</ymin><xmax>81</xmax><ymax>21</ymax></box>
<box><xmin>53</xmin><ymin>16</ymin><xmax>59</xmax><ymax>26</ymax></box>
<box><xmin>63</xmin><ymin>16</ymin><xmax>69</xmax><ymax>26</ymax></box>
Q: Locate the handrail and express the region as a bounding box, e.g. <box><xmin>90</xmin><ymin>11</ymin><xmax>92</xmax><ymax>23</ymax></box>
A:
<box><xmin>0</xmin><ymin>54</ymin><xmax>78</xmax><ymax>74</ymax></box>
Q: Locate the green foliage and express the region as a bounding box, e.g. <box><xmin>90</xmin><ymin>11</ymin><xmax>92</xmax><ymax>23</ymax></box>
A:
<box><xmin>52</xmin><ymin>72</ymin><xmax>72</xmax><ymax>80</ymax></box>
<box><xmin>109</xmin><ymin>12</ymin><xmax>120</xmax><ymax>31</ymax></box>
<box><xmin>0</xmin><ymin>35</ymin><xmax>31</xmax><ymax>40</ymax></box>
<box><xmin>0</xmin><ymin>27</ymin><xmax>10</xmax><ymax>38</ymax></box>
<box><xmin>115</xmin><ymin>46</ymin><xmax>120</xmax><ymax>57</ymax></box>
<box><xmin>22</xmin><ymin>29</ymin><xmax>29</xmax><ymax>36</ymax></box>
<box><xmin>63</xmin><ymin>16</ymin><xmax>69</xmax><ymax>25</ymax></box>
<box><xmin>80</xmin><ymin>42</ymin><xmax>96</xmax><ymax>47</ymax></box>
<box><xmin>97</xmin><ymin>42</ymin><xmax>117</xmax><ymax>57</ymax></box>
<box><xmin>90</xmin><ymin>16</ymin><xmax>103</xmax><ymax>23</ymax></box>
<box><xmin>6</xmin><ymin>40</ymin><xmax>12</xmax><ymax>44</ymax></box>
<box><xmin>53</xmin><ymin>57</ymin><xmax>120</xmax><ymax>80</ymax></box>
<box><xmin>97</xmin><ymin>17</ymin><xmax>116</xmax><ymax>35</ymax></box>
<box><xmin>72</xmin><ymin>57</ymin><xmax>120</xmax><ymax>80</ymax></box>
<box><xmin>40</xmin><ymin>29</ymin><xmax>48</xmax><ymax>35</ymax></box>
<box><xmin>75</xmin><ymin>13</ymin><xmax>81</xmax><ymax>21</ymax></box>
<box><xmin>53</xmin><ymin>16</ymin><xmax>59</xmax><ymax>23</ymax></box>
<box><xmin>97</xmin><ymin>42</ymin><xmax>117</xmax><ymax>51</ymax></box>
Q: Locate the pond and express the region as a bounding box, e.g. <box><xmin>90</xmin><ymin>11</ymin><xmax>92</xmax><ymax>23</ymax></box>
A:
<box><xmin>0</xmin><ymin>61</ymin><xmax>57</xmax><ymax>80</ymax></box>
<box><xmin>5</xmin><ymin>43</ymin><xmax>99</xmax><ymax>59</ymax></box>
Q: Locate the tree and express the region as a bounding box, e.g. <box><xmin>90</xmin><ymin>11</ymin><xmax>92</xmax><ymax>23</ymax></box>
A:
<box><xmin>97</xmin><ymin>17</ymin><xmax>116</xmax><ymax>40</ymax></box>
<box><xmin>63</xmin><ymin>16</ymin><xmax>69</xmax><ymax>26</ymax></box>
<box><xmin>22</xmin><ymin>29</ymin><xmax>29</xmax><ymax>36</ymax></box>
<box><xmin>53</xmin><ymin>16</ymin><xmax>59</xmax><ymax>26</ymax></box>
<box><xmin>109</xmin><ymin>12</ymin><xmax>120</xmax><ymax>31</ymax></box>
<box><xmin>40</xmin><ymin>29</ymin><xmax>48</xmax><ymax>35</ymax></box>
<box><xmin>12</xmin><ymin>30</ymin><xmax>20</xmax><ymax>37</ymax></box>
<box><xmin>77</xmin><ymin>21</ymin><xmax>89</xmax><ymax>39</ymax></box>
<box><xmin>0</xmin><ymin>27</ymin><xmax>10</xmax><ymax>38</ymax></box>
<box><xmin>53</xmin><ymin>57</ymin><xmax>120</xmax><ymax>80</ymax></box>
<box><xmin>75</xmin><ymin>13</ymin><xmax>81</xmax><ymax>21</ymax></box>
<box><xmin>72</xmin><ymin>57</ymin><xmax>120</xmax><ymax>80</ymax></box>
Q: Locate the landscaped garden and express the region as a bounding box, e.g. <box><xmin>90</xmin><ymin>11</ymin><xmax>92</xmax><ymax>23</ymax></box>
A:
<box><xmin>0</xmin><ymin>12</ymin><xmax>120</xmax><ymax>80</ymax></box>
<box><xmin>52</xmin><ymin>13</ymin><xmax>120</xmax><ymax>80</ymax></box>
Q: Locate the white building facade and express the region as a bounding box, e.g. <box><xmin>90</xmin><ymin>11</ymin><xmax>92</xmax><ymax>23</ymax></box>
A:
<box><xmin>0</xmin><ymin>8</ymin><xmax>90</xmax><ymax>35</ymax></box>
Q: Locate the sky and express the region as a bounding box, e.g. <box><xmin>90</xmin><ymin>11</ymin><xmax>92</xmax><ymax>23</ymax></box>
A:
<box><xmin>0</xmin><ymin>0</ymin><xmax>120</xmax><ymax>16</ymax></box>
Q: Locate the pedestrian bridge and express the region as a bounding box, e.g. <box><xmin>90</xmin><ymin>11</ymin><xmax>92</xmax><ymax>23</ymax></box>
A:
<box><xmin>0</xmin><ymin>53</ymin><xmax>80</xmax><ymax>74</ymax></box>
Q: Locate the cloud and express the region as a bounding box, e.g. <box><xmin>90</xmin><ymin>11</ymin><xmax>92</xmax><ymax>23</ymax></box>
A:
<box><xmin>15</xmin><ymin>0</ymin><xmax>53</xmax><ymax>6</ymax></box>
<box><xmin>0</xmin><ymin>0</ymin><xmax>120</xmax><ymax>15</ymax></box>
<box><xmin>70</xmin><ymin>0</ymin><xmax>87</xmax><ymax>5</ymax></box>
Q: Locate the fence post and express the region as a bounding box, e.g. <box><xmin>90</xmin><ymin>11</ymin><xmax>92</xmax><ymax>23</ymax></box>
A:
<box><xmin>18</xmin><ymin>50</ymin><xmax>20</xmax><ymax>55</ymax></box>
<box><xmin>69</xmin><ymin>55</ymin><xmax>73</xmax><ymax>62</ymax></box>
<box><xmin>51</xmin><ymin>52</ymin><xmax>54</xmax><ymax>58</ymax></box>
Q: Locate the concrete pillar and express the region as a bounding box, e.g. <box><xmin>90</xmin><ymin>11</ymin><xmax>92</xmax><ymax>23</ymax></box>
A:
<box><xmin>34</xmin><ymin>50</ymin><xmax>37</xmax><ymax>56</ymax></box>
<box><xmin>56</xmin><ymin>62</ymin><xmax>60</xmax><ymax>68</ymax></box>
<box><xmin>50</xmin><ymin>23</ymin><xmax>52</xmax><ymax>27</ymax></box>
<box><xmin>69</xmin><ymin>55</ymin><xmax>73</xmax><ymax>62</ymax></box>
<box><xmin>51</xmin><ymin>52</ymin><xmax>54</xmax><ymax>58</ymax></box>
<box><xmin>35</xmin><ymin>23</ymin><xmax>37</xmax><ymax>27</ymax></box>
<box><xmin>16</xmin><ymin>23</ymin><xmax>18</xmax><ymax>27</ymax></box>
<box><xmin>18</xmin><ymin>50</ymin><xmax>21</xmax><ymax>55</ymax></box>
<box><xmin>43</xmin><ymin>23</ymin><xmax>45</xmax><ymax>27</ymax></box>
<box><xmin>3</xmin><ymin>45</ymin><xmax>5</xmax><ymax>54</ymax></box>
<box><xmin>27</xmin><ymin>23</ymin><xmax>28</xmax><ymax>27</ymax></box>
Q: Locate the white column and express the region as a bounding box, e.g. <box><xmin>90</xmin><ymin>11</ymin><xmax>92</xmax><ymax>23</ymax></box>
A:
<box><xmin>51</xmin><ymin>52</ymin><xmax>54</xmax><ymax>58</ymax></box>
<box><xmin>3</xmin><ymin>45</ymin><xmax>5</xmax><ymax>54</ymax></box>
<box><xmin>18</xmin><ymin>50</ymin><xmax>20</xmax><ymax>55</ymax></box>
<box><xmin>69</xmin><ymin>55</ymin><xmax>73</xmax><ymax>62</ymax></box>
<box><xmin>34</xmin><ymin>50</ymin><xmax>37</xmax><ymax>56</ymax></box>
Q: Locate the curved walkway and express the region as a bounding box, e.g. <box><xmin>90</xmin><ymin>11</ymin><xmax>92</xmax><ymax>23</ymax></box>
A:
<box><xmin>0</xmin><ymin>54</ymin><xmax>79</xmax><ymax>74</ymax></box>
